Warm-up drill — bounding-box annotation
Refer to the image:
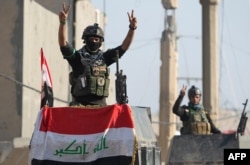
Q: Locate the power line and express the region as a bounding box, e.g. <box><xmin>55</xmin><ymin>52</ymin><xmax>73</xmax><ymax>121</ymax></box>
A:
<box><xmin>0</xmin><ymin>72</ymin><xmax>68</xmax><ymax>104</ymax></box>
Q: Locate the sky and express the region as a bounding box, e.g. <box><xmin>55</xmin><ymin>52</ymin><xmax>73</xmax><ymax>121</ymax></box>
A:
<box><xmin>90</xmin><ymin>0</ymin><xmax>250</xmax><ymax>115</ymax></box>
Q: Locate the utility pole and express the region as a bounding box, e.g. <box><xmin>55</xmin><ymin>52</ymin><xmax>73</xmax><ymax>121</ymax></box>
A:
<box><xmin>159</xmin><ymin>0</ymin><xmax>178</xmax><ymax>162</ymax></box>
<box><xmin>200</xmin><ymin>0</ymin><xmax>220</xmax><ymax>123</ymax></box>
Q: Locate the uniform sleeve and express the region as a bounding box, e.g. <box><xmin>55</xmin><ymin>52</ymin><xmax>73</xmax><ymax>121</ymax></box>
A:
<box><xmin>60</xmin><ymin>42</ymin><xmax>76</xmax><ymax>59</ymax></box>
<box><xmin>103</xmin><ymin>46</ymin><xmax>125</xmax><ymax>66</ymax></box>
<box><xmin>173</xmin><ymin>95</ymin><xmax>185</xmax><ymax>116</ymax></box>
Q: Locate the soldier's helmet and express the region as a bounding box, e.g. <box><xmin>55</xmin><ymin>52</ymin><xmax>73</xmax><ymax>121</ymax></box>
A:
<box><xmin>82</xmin><ymin>23</ymin><xmax>104</xmax><ymax>42</ymax></box>
<box><xmin>188</xmin><ymin>85</ymin><xmax>201</xmax><ymax>98</ymax></box>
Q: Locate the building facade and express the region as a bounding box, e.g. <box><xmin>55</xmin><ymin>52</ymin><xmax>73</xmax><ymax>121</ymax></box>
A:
<box><xmin>0</xmin><ymin>0</ymin><xmax>115</xmax><ymax>142</ymax></box>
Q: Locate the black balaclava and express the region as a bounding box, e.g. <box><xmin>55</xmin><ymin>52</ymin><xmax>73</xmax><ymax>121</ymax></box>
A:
<box><xmin>85</xmin><ymin>37</ymin><xmax>102</xmax><ymax>53</ymax></box>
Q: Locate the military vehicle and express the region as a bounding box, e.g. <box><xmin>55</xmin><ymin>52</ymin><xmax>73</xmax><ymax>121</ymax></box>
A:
<box><xmin>166</xmin><ymin>99</ymin><xmax>248</xmax><ymax>165</ymax></box>
<box><xmin>27</xmin><ymin>54</ymin><xmax>161</xmax><ymax>165</ymax></box>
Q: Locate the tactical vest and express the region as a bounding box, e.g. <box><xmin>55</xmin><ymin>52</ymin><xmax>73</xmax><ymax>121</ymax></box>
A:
<box><xmin>181</xmin><ymin>108</ymin><xmax>211</xmax><ymax>135</ymax></box>
<box><xmin>70</xmin><ymin>50</ymin><xmax>110</xmax><ymax>97</ymax></box>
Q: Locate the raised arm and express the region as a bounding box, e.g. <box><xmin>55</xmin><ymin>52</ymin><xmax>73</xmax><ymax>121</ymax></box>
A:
<box><xmin>173</xmin><ymin>85</ymin><xmax>187</xmax><ymax>116</ymax></box>
<box><xmin>121</xmin><ymin>10</ymin><xmax>137</xmax><ymax>51</ymax></box>
<box><xmin>58</xmin><ymin>3</ymin><xmax>70</xmax><ymax>47</ymax></box>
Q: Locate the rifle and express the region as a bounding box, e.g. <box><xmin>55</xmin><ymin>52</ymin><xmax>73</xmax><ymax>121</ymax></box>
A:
<box><xmin>115</xmin><ymin>50</ymin><xmax>128</xmax><ymax>104</ymax></box>
<box><xmin>236</xmin><ymin>99</ymin><xmax>248</xmax><ymax>137</ymax></box>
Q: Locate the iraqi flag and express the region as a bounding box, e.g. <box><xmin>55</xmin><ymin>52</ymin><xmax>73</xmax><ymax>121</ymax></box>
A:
<box><xmin>40</xmin><ymin>48</ymin><xmax>53</xmax><ymax>108</ymax></box>
<box><xmin>29</xmin><ymin>104</ymin><xmax>136</xmax><ymax>165</ymax></box>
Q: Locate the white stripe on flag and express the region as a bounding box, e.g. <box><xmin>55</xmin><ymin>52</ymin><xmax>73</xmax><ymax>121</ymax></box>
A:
<box><xmin>30</xmin><ymin>128</ymin><xmax>135</xmax><ymax>162</ymax></box>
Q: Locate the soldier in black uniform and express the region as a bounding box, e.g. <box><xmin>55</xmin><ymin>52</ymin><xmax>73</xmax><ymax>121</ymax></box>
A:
<box><xmin>58</xmin><ymin>3</ymin><xmax>137</xmax><ymax>106</ymax></box>
<box><xmin>173</xmin><ymin>85</ymin><xmax>221</xmax><ymax>135</ymax></box>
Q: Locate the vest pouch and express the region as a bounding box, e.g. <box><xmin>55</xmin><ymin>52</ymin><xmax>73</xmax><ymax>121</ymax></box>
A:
<box><xmin>191</xmin><ymin>122</ymin><xmax>198</xmax><ymax>134</ymax></box>
<box><xmin>87</xmin><ymin>76</ymin><xmax>97</xmax><ymax>95</ymax></box>
<box><xmin>197</xmin><ymin>122</ymin><xmax>205</xmax><ymax>134</ymax></box>
<box><xmin>206</xmin><ymin>122</ymin><xmax>211</xmax><ymax>134</ymax></box>
<box><xmin>103</xmin><ymin>78</ymin><xmax>110</xmax><ymax>97</ymax></box>
<box><xmin>95</xmin><ymin>77</ymin><xmax>103</xmax><ymax>96</ymax></box>
<box><xmin>191</xmin><ymin>122</ymin><xmax>211</xmax><ymax>135</ymax></box>
<box><xmin>73</xmin><ymin>75</ymin><xmax>89</xmax><ymax>97</ymax></box>
<box><xmin>95</xmin><ymin>76</ymin><xmax>110</xmax><ymax>97</ymax></box>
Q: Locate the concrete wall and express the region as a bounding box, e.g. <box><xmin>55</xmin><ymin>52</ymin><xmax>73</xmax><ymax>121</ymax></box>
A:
<box><xmin>0</xmin><ymin>0</ymin><xmax>115</xmax><ymax>142</ymax></box>
<box><xmin>22</xmin><ymin>0</ymin><xmax>70</xmax><ymax>139</ymax></box>
<box><xmin>0</xmin><ymin>0</ymin><xmax>23</xmax><ymax>141</ymax></box>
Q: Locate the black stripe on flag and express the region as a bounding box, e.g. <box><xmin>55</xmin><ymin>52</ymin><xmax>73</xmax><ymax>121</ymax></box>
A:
<box><xmin>32</xmin><ymin>155</ymin><xmax>133</xmax><ymax>165</ymax></box>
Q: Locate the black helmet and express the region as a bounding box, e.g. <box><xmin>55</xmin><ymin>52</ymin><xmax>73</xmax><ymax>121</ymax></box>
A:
<box><xmin>82</xmin><ymin>23</ymin><xmax>104</xmax><ymax>42</ymax></box>
<box><xmin>188</xmin><ymin>85</ymin><xmax>201</xmax><ymax>98</ymax></box>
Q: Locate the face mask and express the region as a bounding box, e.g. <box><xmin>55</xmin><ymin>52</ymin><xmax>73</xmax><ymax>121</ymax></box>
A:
<box><xmin>85</xmin><ymin>40</ymin><xmax>102</xmax><ymax>52</ymax></box>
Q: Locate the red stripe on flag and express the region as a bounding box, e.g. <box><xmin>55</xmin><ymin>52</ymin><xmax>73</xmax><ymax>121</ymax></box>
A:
<box><xmin>41</xmin><ymin>48</ymin><xmax>53</xmax><ymax>87</ymax></box>
<box><xmin>40</xmin><ymin>48</ymin><xmax>53</xmax><ymax>108</ymax></box>
<box><xmin>40</xmin><ymin>104</ymin><xmax>134</xmax><ymax>135</ymax></box>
